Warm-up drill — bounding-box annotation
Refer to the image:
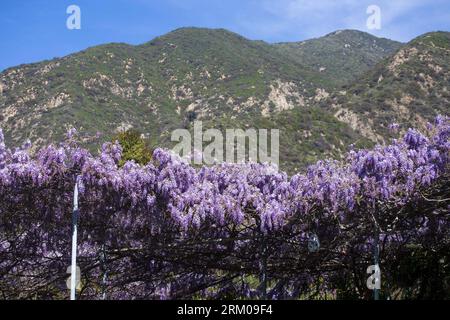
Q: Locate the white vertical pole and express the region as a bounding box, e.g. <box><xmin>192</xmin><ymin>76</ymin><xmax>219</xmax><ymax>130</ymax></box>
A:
<box><xmin>374</xmin><ymin>228</ymin><xmax>380</xmax><ymax>300</ymax></box>
<box><xmin>70</xmin><ymin>180</ymin><xmax>79</xmax><ymax>300</ymax></box>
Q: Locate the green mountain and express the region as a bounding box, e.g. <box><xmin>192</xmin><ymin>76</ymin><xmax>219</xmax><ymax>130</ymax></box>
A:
<box><xmin>322</xmin><ymin>31</ymin><xmax>450</xmax><ymax>142</ymax></box>
<box><xmin>275</xmin><ymin>29</ymin><xmax>402</xmax><ymax>88</ymax></box>
<box><xmin>1</xmin><ymin>27</ymin><xmax>446</xmax><ymax>172</ymax></box>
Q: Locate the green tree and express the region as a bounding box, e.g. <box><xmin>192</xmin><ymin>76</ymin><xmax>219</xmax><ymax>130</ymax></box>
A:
<box><xmin>113</xmin><ymin>130</ymin><xmax>153</xmax><ymax>166</ymax></box>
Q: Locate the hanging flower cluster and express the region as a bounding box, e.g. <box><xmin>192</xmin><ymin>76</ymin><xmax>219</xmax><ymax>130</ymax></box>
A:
<box><xmin>0</xmin><ymin>116</ymin><xmax>448</xmax><ymax>299</ymax></box>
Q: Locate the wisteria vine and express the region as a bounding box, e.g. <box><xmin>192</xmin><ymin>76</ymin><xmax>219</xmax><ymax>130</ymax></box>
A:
<box><xmin>0</xmin><ymin>116</ymin><xmax>449</xmax><ymax>299</ymax></box>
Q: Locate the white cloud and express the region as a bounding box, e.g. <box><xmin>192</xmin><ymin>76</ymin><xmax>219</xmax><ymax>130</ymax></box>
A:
<box><xmin>237</xmin><ymin>0</ymin><xmax>449</xmax><ymax>42</ymax></box>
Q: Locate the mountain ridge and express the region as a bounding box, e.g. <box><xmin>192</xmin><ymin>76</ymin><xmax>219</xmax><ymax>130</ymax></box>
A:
<box><xmin>322</xmin><ymin>31</ymin><xmax>450</xmax><ymax>142</ymax></box>
<box><xmin>1</xmin><ymin>27</ymin><xmax>448</xmax><ymax>172</ymax></box>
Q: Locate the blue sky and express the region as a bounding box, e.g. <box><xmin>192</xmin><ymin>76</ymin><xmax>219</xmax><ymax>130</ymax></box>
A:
<box><xmin>1</xmin><ymin>0</ymin><xmax>449</xmax><ymax>71</ymax></box>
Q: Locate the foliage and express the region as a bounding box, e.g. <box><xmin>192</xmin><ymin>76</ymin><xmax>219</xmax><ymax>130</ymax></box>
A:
<box><xmin>0</xmin><ymin>28</ymin><xmax>405</xmax><ymax>172</ymax></box>
<box><xmin>327</xmin><ymin>31</ymin><xmax>450</xmax><ymax>141</ymax></box>
<box><xmin>0</xmin><ymin>116</ymin><xmax>448</xmax><ymax>299</ymax></box>
<box><xmin>112</xmin><ymin>130</ymin><xmax>152</xmax><ymax>166</ymax></box>
<box><xmin>275</xmin><ymin>29</ymin><xmax>402</xmax><ymax>88</ymax></box>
